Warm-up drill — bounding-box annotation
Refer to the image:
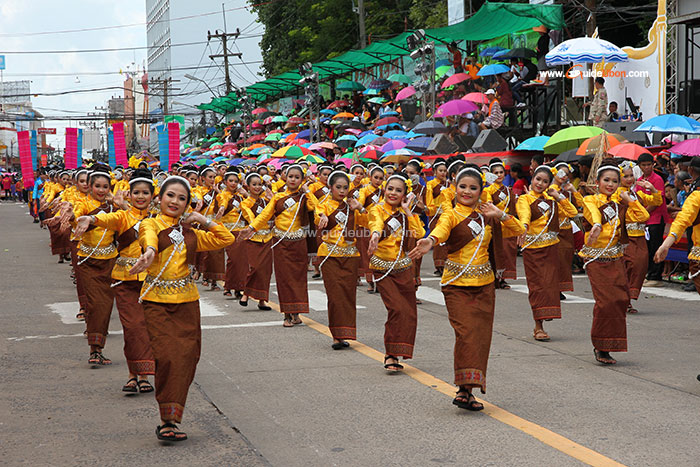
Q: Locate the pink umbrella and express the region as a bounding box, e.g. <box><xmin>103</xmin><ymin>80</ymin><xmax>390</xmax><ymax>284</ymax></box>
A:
<box><xmin>334</xmin><ymin>158</ymin><xmax>353</xmax><ymax>169</ymax></box>
<box><xmin>462</xmin><ymin>92</ymin><xmax>488</xmax><ymax>104</ymax></box>
<box><xmin>380</xmin><ymin>139</ymin><xmax>408</xmax><ymax>152</ymax></box>
<box><xmin>670</xmin><ymin>138</ymin><xmax>700</xmax><ymax>156</ymax></box>
<box><xmin>434</xmin><ymin>99</ymin><xmax>479</xmax><ymax>118</ymax></box>
<box><xmin>396</xmin><ymin>86</ymin><xmax>416</xmax><ymax>101</ymax></box>
<box><xmin>309</xmin><ymin>142</ymin><xmax>338</xmax><ymax>151</ymax></box>
<box><xmin>441</xmin><ymin>73</ymin><xmax>470</xmax><ymax>89</ymax></box>
<box><xmin>359</xmin><ymin>144</ymin><xmax>382</xmax><ymax>154</ymax></box>
<box><xmin>343</xmin><ymin>128</ymin><xmax>363</xmax><ymax>135</ymax></box>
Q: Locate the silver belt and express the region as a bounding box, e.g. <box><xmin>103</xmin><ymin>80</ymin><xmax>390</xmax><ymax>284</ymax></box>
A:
<box><xmin>524</xmin><ymin>231</ymin><xmax>559</xmax><ymax>247</ymax></box>
<box><xmin>443</xmin><ymin>260</ymin><xmax>493</xmax><ymax>279</ymax></box>
<box><xmin>143</xmin><ymin>274</ymin><xmax>195</xmax><ymax>295</ymax></box>
<box><xmin>690</xmin><ymin>246</ymin><xmax>700</xmax><ymax>259</ymax></box>
<box><xmin>78</xmin><ymin>243</ymin><xmax>116</xmax><ymax>257</ymax></box>
<box><xmin>370</xmin><ymin>255</ymin><xmax>412</xmax><ymax>272</ymax></box>
<box><xmin>322</xmin><ymin>242</ymin><xmax>358</xmax><ymax>257</ymax></box>
<box><xmin>579</xmin><ymin>243</ymin><xmax>626</xmax><ymax>261</ymax></box>
<box><xmin>626</xmin><ymin>222</ymin><xmax>646</xmax><ymax>234</ymax></box>
<box><xmin>272</xmin><ymin>226</ymin><xmax>305</xmax><ymax>241</ymax></box>
<box><xmin>225</xmin><ymin>221</ymin><xmax>247</xmax><ymax>230</ymax></box>
<box><xmin>115</xmin><ymin>256</ymin><xmax>139</xmax><ymax>267</ymax></box>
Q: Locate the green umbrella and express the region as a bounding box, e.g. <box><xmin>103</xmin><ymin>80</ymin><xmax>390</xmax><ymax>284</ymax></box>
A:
<box><xmin>435</xmin><ymin>66</ymin><xmax>452</xmax><ymax>78</ymax></box>
<box><xmin>387</xmin><ymin>73</ymin><xmax>413</xmax><ymax>84</ymax></box>
<box><xmin>337</xmin><ymin>80</ymin><xmax>365</xmax><ymax>92</ymax></box>
<box><xmin>543</xmin><ymin>126</ymin><xmax>606</xmax><ymax>154</ymax></box>
<box><xmin>367</xmin><ymin>97</ymin><xmax>387</xmax><ymax>105</ymax></box>
<box><xmin>272</xmin><ymin>115</ymin><xmax>288</xmax><ymax>123</ymax></box>
<box><xmin>265</xmin><ymin>133</ymin><xmax>282</xmax><ymax>141</ymax></box>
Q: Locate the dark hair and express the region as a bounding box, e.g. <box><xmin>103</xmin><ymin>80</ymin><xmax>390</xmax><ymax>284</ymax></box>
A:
<box><xmin>596</xmin><ymin>158</ymin><xmax>620</xmax><ymax>181</ymax></box>
<box><xmin>637</xmin><ymin>153</ymin><xmax>654</xmax><ymax>164</ymax></box>
<box><xmin>578</xmin><ymin>155</ymin><xmax>594</xmax><ymax>168</ymax></box>
<box><xmin>456</xmin><ymin>166</ymin><xmax>483</xmax><ymax>191</ymax></box>
<box><xmin>328</xmin><ymin>171</ymin><xmax>350</xmax><ymax>187</ymax></box>
<box><xmin>534</xmin><ymin>165</ymin><xmax>554</xmax><ymax>183</ymax></box>
<box><xmin>224</xmin><ymin>169</ymin><xmax>240</xmax><ymax>181</ymax></box>
<box><xmin>159</xmin><ymin>177</ymin><xmax>192</xmax><ymax>205</ymax></box>
<box><xmin>129</xmin><ymin>168</ymin><xmax>155</xmax><ymax>194</ymax></box>
<box><xmin>532</xmin><ymin>154</ymin><xmax>545</xmax><ymax>166</ymax></box>
<box><xmin>386</xmin><ymin>172</ymin><xmax>409</xmax><ymax>190</ymax></box>
<box><xmin>89</xmin><ymin>164</ymin><xmax>111</xmax><ymax>185</ymax></box>
<box><xmin>286</xmin><ymin>165</ymin><xmax>304</xmax><ymax>177</ymax></box>
<box><xmin>595</xmin><ymin>77</ymin><xmax>605</xmax><ymax>85</ymax></box>
<box><xmin>510</xmin><ymin>162</ymin><xmax>523</xmax><ymax>177</ymax></box>
<box><xmin>610</xmin><ymin>101</ymin><xmax>618</xmax><ymax>107</ymax></box>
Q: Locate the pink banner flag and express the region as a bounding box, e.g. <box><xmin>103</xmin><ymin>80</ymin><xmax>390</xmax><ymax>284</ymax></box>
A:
<box><xmin>167</xmin><ymin>122</ymin><xmax>180</xmax><ymax>171</ymax></box>
<box><xmin>112</xmin><ymin>122</ymin><xmax>128</xmax><ymax>167</ymax></box>
<box><xmin>18</xmin><ymin>131</ymin><xmax>35</xmax><ymax>189</ymax></box>
<box><xmin>65</xmin><ymin>128</ymin><xmax>78</xmax><ymax>169</ymax></box>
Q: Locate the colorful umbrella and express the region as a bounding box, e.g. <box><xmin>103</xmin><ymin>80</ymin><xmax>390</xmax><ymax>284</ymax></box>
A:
<box><xmin>387</xmin><ymin>73</ymin><xmax>413</xmax><ymax>84</ymax></box>
<box><xmin>514</xmin><ymin>135</ymin><xmax>550</xmax><ymax>152</ymax></box>
<box><xmin>576</xmin><ymin>132</ymin><xmax>628</xmax><ymax>155</ymax></box>
<box><xmin>359</xmin><ymin>149</ymin><xmax>383</xmax><ymax>160</ymax></box>
<box><xmin>543</xmin><ymin>126</ymin><xmax>605</xmax><ymax>154</ymax></box>
<box><xmin>441</xmin><ymin>73</ymin><xmax>471</xmax><ymax>89</ymax></box>
<box><xmin>434</xmin><ymin>99</ymin><xmax>479</xmax><ymax>118</ymax></box>
<box><xmin>327</xmin><ymin>100</ymin><xmax>351</xmax><ymax>109</ymax></box>
<box><xmin>669</xmin><ymin>138</ymin><xmax>700</xmax><ymax>156</ymax></box>
<box><xmin>303</xmin><ymin>154</ymin><xmax>326</xmax><ymax>163</ymax></box>
<box><xmin>396</xmin><ymin>86</ymin><xmax>416</xmax><ymax>101</ymax></box>
<box><xmin>546</xmin><ymin>37</ymin><xmax>628</xmax><ymax>66</ymax></box>
<box><xmin>271</xmin><ymin>145</ymin><xmax>314</xmax><ymax>159</ymax></box>
<box><xmin>607</xmin><ymin>143</ymin><xmax>652</xmax><ymax>161</ymax></box>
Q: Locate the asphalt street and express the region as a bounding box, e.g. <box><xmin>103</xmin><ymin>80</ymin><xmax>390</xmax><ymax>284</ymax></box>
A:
<box><xmin>1</xmin><ymin>201</ymin><xmax>699</xmax><ymax>466</ymax></box>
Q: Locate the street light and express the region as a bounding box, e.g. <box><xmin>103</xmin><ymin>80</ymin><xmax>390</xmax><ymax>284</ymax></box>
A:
<box><xmin>184</xmin><ymin>74</ymin><xmax>218</xmax><ymax>98</ymax></box>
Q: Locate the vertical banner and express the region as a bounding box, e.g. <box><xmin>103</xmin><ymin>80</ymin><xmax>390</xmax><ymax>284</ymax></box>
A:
<box><xmin>77</xmin><ymin>128</ymin><xmax>83</xmax><ymax>167</ymax></box>
<box><xmin>167</xmin><ymin>121</ymin><xmax>180</xmax><ymax>171</ymax></box>
<box><xmin>158</xmin><ymin>125</ymin><xmax>169</xmax><ymax>172</ymax></box>
<box><xmin>108</xmin><ymin>129</ymin><xmax>115</xmax><ymax>168</ymax></box>
<box><xmin>18</xmin><ymin>131</ymin><xmax>35</xmax><ymax>189</ymax></box>
<box><xmin>112</xmin><ymin>122</ymin><xmax>128</xmax><ymax>167</ymax></box>
<box><xmin>65</xmin><ymin>128</ymin><xmax>78</xmax><ymax>169</ymax></box>
<box><xmin>30</xmin><ymin>130</ymin><xmax>38</xmax><ymax>171</ymax></box>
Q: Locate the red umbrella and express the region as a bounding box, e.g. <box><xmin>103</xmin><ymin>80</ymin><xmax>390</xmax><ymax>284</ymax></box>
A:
<box><xmin>462</xmin><ymin>92</ymin><xmax>488</xmax><ymax>104</ymax></box>
<box><xmin>327</xmin><ymin>100</ymin><xmax>351</xmax><ymax>109</ymax></box>
<box><xmin>289</xmin><ymin>139</ymin><xmax>309</xmax><ymax>146</ymax></box>
<box><xmin>375</xmin><ymin>116</ymin><xmax>400</xmax><ymax>127</ymax></box>
<box><xmin>360</xmin><ymin>149</ymin><xmax>383</xmax><ymax>160</ymax></box>
<box><xmin>607</xmin><ymin>143</ymin><xmax>652</xmax><ymax>161</ymax></box>
<box><xmin>252</xmin><ymin>107</ymin><xmax>268</xmax><ymax>115</ymax></box>
<box><xmin>441</xmin><ymin>72</ymin><xmax>471</xmax><ymax>89</ymax></box>
<box><xmin>287</xmin><ymin>117</ymin><xmax>306</xmax><ymax>125</ymax></box>
<box><xmin>246</xmin><ymin>134</ymin><xmax>265</xmax><ymax>144</ymax></box>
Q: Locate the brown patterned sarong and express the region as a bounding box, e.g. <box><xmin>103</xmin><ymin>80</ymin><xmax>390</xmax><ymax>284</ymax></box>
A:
<box><xmin>70</xmin><ymin>240</ymin><xmax>88</xmax><ymax>310</ymax></box>
<box><xmin>622</xmin><ymin>236</ymin><xmax>648</xmax><ymax>300</ymax></box>
<box><xmin>273</xmin><ymin>238</ymin><xmax>309</xmax><ymax>313</ymax></box>
<box><xmin>405</xmin><ymin>236</ymin><xmax>423</xmax><ymax>287</ymax></box>
<box><xmin>244</xmin><ymin>240</ymin><xmax>273</xmax><ymax>301</ymax></box>
<box><xmin>202</xmin><ymin>248</ymin><xmax>225</xmax><ymax>281</ymax></box>
<box><xmin>557</xmin><ymin>229</ymin><xmax>575</xmax><ymax>292</ymax></box>
<box><xmin>47</xmin><ymin>220</ymin><xmax>71</xmax><ymax>256</ymax></box>
<box><xmin>142</xmin><ymin>299</ymin><xmax>201</xmax><ymax>424</ymax></box>
<box><xmin>358</xmin><ymin>227</ymin><xmax>370</xmax><ymax>278</ymax></box>
<box><xmin>443</xmin><ymin>282</ymin><xmax>495</xmax><ymax>394</ymax></box>
<box><xmin>522</xmin><ymin>245</ymin><xmax>562</xmax><ymax>321</ymax></box>
<box><xmin>588</xmin><ymin>259</ymin><xmax>629</xmax><ymax>352</ymax></box>
<box><xmin>224</xmin><ymin>232</ymin><xmax>248</xmax><ymax>291</ymax></box>
<box><xmin>112</xmin><ymin>280</ymin><xmax>155</xmax><ymax>375</ymax></box>
<box><xmin>321</xmin><ymin>256</ymin><xmax>359</xmax><ymax>340</ymax></box>
<box><xmin>374</xmin><ymin>268</ymin><xmax>417</xmax><ymax>359</ymax></box>
<box><xmin>501</xmin><ymin>236</ymin><xmax>518</xmax><ymax>280</ymax></box>
<box><xmin>79</xmin><ymin>257</ymin><xmax>117</xmax><ymax>349</ymax></box>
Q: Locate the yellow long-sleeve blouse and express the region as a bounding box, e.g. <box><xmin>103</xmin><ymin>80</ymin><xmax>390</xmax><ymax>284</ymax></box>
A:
<box><xmin>73</xmin><ymin>197</ymin><xmax>118</xmax><ymax>259</ymax></box>
<box><xmin>612</xmin><ymin>187</ymin><xmax>651</xmax><ymax>237</ymax></box>
<box><xmin>241</xmin><ymin>196</ymin><xmax>273</xmax><ymax>243</ymax></box>
<box><xmin>551</xmin><ymin>183</ymin><xmax>584</xmax><ymax>230</ymax></box>
<box><xmin>580</xmin><ymin>193</ymin><xmax>629</xmax><ymax>260</ymax></box>
<box><xmin>368</xmin><ymin>202</ymin><xmax>425</xmax><ymax>271</ymax></box>
<box><xmin>138</xmin><ymin>214</ymin><xmax>235</xmax><ymax>303</ymax></box>
<box><xmin>426</xmin><ymin>178</ymin><xmax>449</xmax><ymax>216</ymax></box>
<box><xmin>309</xmin><ymin>181</ymin><xmax>332</xmax><ymax>205</ymax></box>
<box><xmin>356</xmin><ymin>185</ymin><xmax>383</xmax><ymax>227</ymax></box>
<box><xmin>271</xmin><ymin>179</ymin><xmax>286</xmax><ymax>193</ymax></box>
<box><xmin>314</xmin><ymin>199</ymin><xmax>360</xmax><ymax>257</ymax></box>
<box><xmin>192</xmin><ymin>185</ymin><xmax>218</xmax><ymax>217</ymax></box>
<box><xmin>216</xmin><ymin>190</ymin><xmax>247</xmax><ymax>231</ymax></box>
<box><xmin>43</xmin><ymin>184</ymin><xmax>65</xmax><ymax>204</ymax></box>
<box><xmin>248</xmin><ymin>188</ymin><xmax>319</xmax><ymax>239</ymax></box>
<box><xmin>430</xmin><ymin>203</ymin><xmax>525</xmax><ymax>287</ymax></box>
<box><xmin>516</xmin><ymin>191</ymin><xmax>577</xmax><ymax>249</ymax></box>
<box><xmin>668</xmin><ymin>190</ymin><xmax>700</xmax><ymax>261</ymax></box>
<box><xmin>93</xmin><ymin>205</ymin><xmax>150</xmax><ymax>281</ymax></box>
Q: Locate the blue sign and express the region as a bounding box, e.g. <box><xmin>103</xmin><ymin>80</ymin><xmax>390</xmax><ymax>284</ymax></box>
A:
<box><xmin>0</xmin><ymin>55</ymin><xmax>5</xmax><ymax>70</ymax></box>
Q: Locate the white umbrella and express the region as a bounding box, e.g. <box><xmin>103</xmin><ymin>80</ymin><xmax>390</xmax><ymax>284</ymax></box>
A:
<box><xmin>545</xmin><ymin>37</ymin><xmax>628</xmax><ymax>65</ymax></box>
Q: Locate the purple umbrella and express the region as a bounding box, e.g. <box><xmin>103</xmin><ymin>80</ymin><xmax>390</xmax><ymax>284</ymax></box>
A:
<box><xmin>380</xmin><ymin>139</ymin><xmax>408</xmax><ymax>152</ymax></box>
<box><xmin>369</xmin><ymin>78</ymin><xmax>392</xmax><ymax>90</ymax></box>
<box><xmin>670</xmin><ymin>138</ymin><xmax>700</xmax><ymax>156</ymax></box>
<box><xmin>434</xmin><ymin>99</ymin><xmax>479</xmax><ymax>118</ymax></box>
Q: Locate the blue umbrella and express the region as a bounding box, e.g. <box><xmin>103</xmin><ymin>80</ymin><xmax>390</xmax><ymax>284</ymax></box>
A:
<box><xmin>514</xmin><ymin>135</ymin><xmax>550</xmax><ymax>151</ymax></box>
<box><xmin>380</xmin><ymin>110</ymin><xmax>400</xmax><ymax>117</ymax></box>
<box><xmin>634</xmin><ymin>114</ymin><xmax>700</xmax><ymax>135</ymax></box>
<box><xmin>335</xmin><ymin>134</ymin><xmax>358</xmax><ymax>142</ymax></box>
<box><xmin>295</xmin><ymin>128</ymin><xmax>319</xmax><ymax>139</ymax></box>
<box><xmin>404</xmin><ymin>130</ymin><xmax>421</xmax><ymax>139</ymax></box>
<box><xmin>383</xmin><ymin>130</ymin><xmax>409</xmax><ymax>140</ymax></box>
<box><xmin>239</xmin><ymin>159</ymin><xmax>257</xmax><ymax>166</ymax></box>
<box><xmin>355</xmin><ymin>133</ymin><xmax>381</xmax><ymax>147</ymax></box>
<box><xmin>477</xmin><ymin>64</ymin><xmax>510</xmax><ymax>77</ymax></box>
<box><xmin>405</xmin><ymin>136</ymin><xmax>433</xmax><ymax>152</ymax></box>
<box><xmin>227</xmin><ymin>158</ymin><xmax>244</xmax><ymax>166</ymax></box>
<box><xmin>377</xmin><ymin>123</ymin><xmax>403</xmax><ymax>132</ymax></box>
<box><xmin>413</xmin><ymin>120</ymin><xmax>448</xmax><ymax>135</ymax></box>
<box><xmin>320</xmin><ymin>109</ymin><xmax>337</xmax><ymax>116</ymax></box>
<box><xmin>479</xmin><ymin>46</ymin><xmax>507</xmax><ymax>58</ymax></box>
<box><xmin>435</xmin><ymin>58</ymin><xmax>452</xmax><ymax>68</ymax></box>
<box><xmin>363</xmin><ymin>88</ymin><xmax>381</xmax><ymax>96</ymax></box>
<box><xmin>358</xmin><ymin>130</ymin><xmax>374</xmax><ymax>138</ymax></box>
<box><xmin>383</xmin><ymin>148</ymin><xmax>418</xmax><ymax>157</ymax></box>
<box><xmin>492</xmin><ymin>49</ymin><xmax>511</xmax><ymax>60</ymax></box>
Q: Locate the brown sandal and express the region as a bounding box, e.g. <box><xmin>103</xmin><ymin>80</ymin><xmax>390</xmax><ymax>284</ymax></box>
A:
<box><xmin>533</xmin><ymin>329</ymin><xmax>550</xmax><ymax>341</ymax></box>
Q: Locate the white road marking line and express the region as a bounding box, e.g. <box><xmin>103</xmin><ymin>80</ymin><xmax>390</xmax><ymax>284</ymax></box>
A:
<box><xmin>47</xmin><ymin>302</ymin><xmax>83</xmax><ymax>324</ymax></box>
<box><xmin>416</xmin><ymin>287</ymin><xmax>446</xmax><ymax>306</ymax></box>
<box><xmin>307</xmin><ymin>289</ymin><xmax>366</xmax><ymax>311</ymax></box>
<box><xmin>508</xmin><ymin>284</ymin><xmax>595</xmax><ymax>304</ymax></box>
<box><xmin>198</xmin><ymin>298</ymin><xmax>227</xmax><ymax>316</ymax></box>
<box><xmin>639</xmin><ymin>287</ymin><xmax>700</xmax><ymax>301</ymax></box>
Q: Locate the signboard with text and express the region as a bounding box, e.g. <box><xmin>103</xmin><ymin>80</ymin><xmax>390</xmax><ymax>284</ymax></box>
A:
<box><xmin>37</xmin><ymin>127</ymin><xmax>56</xmax><ymax>135</ymax></box>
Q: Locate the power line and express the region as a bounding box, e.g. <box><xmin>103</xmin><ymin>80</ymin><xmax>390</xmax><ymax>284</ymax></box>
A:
<box><xmin>0</xmin><ymin>61</ymin><xmax>263</xmax><ymax>78</ymax></box>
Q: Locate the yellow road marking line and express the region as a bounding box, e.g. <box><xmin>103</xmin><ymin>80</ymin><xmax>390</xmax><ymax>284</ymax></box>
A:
<box><xmin>270</xmin><ymin>302</ymin><xmax>626</xmax><ymax>467</ymax></box>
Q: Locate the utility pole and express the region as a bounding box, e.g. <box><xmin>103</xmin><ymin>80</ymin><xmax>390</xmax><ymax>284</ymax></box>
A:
<box><xmin>208</xmin><ymin>28</ymin><xmax>241</xmax><ymax>95</ymax></box>
<box><xmin>358</xmin><ymin>0</ymin><xmax>366</xmax><ymax>48</ymax></box>
<box><xmin>149</xmin><ymin>77</ymin><xmax>180</xmax><ymax>116</ymax></box>
<box><xmin>585</xmin><ymin>0</ymin><xmax>596</xmax><ymax>100</ymax></box>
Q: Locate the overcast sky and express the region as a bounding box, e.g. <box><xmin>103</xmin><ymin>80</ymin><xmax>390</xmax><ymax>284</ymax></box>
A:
<box><xmin>0</xmin><ymin>0</ymin><xmax>262</xmax><ymax>150</ymax></box>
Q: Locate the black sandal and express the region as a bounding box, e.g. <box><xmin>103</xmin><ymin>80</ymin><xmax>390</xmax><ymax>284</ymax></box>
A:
<box><xmin>156</xmin><ymin>422</ymin><xmax>188</xmax><ymax>442</ymax></box>
<box><xmin>138</xmin><ymin>379</ymin><xmax>154</xmax><ymax>393</ymax></box>
<box><xmin>453</xmin><ymin>391</ymin><xmax>484</xmax><ymax>411</ymax></box>
<box><xmin>383</xmin><ymin>355</ymin><xmax>403</xmax><ymax>371</ymax></box>
<box><xmin>331</xmin><ymin>340</ymin><xmax>350</xmax><ymax>350</ymax></box>
<box><xmin>76</xmin><ymin>310</ymin><xmax>86</xmax><ymax>321</ymax></box>
<box><xmin>122</xmin><ymin>377</ymin><xmax>138</xmax><ymax>393</ymax></box>
<box><xmin>88</xmin><ymin>351</ymin><xmax>112</xmax><ymax>366</ymax></box>
<box><xmin>311</xmin><ymin>273</ymin><xmax>321</xmax><ymax>279</ymax></box>
<box><xmin>257</xmin><ymin>303</ymin><xmax>272</xmax><ymax>311</ymax></box>
<box><xmin>223</xmin><ymin>290</ymin><xmax>233</xmax><ymax>297</ymax></box>
<box><xmin>239</xmin><ymin>297</ymin><xmax>248</xmax><ymax>307</ymax></box>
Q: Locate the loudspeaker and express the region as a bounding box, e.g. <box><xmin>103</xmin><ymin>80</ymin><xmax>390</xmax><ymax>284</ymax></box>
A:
<box><xmin>602</xmin><ymin>121</ymin><xmax>646</xmax><ymax>145</ymax></box>
<box><xmin>454</xmin><ymin>135</ymin><xmax>475</xmax><ymax>152</ymax></box>
<box><xmin>472</xmin><ymin>129</ymin><xmax>507</xmax><ymax>153</ymax></box>
<box><xmin>401</xmin><ymin>101</ymin><xmax>418</xmax><ymax>121</ymax></box>
<box><xmin>425</xmin><ymin>133</ymin><xmax>458</xmax><ymax>155</ymax></box>
<box><xmin>679</xmin><ymin>80</ymin><xmax>700</xmax><ymax>115</ymax></box>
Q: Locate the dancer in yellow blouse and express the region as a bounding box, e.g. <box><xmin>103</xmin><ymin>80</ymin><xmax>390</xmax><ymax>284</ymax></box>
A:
<box><xmin>129</xmin><ymin>175</ymin><xmax>235</xmax><ymax>442</ymax></box>
<box><xmin>516</xmin><ymin>165</ymin><xmax>577</xmax><ymax>342</ymax></box>
<box><xmin>410</xmin><ymin>166</ymin><xmax>525</xmax><ymax>410</ymax></box>
<box><xmin>192</xmin><ymin>166</ymin><xmax>222</xmax><ymax>288</ymax></box>
<box><xmin>367</xmin><ymin>173</ymin><xmax>425</xmax><ymax>371</ymax></box>
<box><xmin>484</xmin><ymin>159</ymin><xmax>518</xmax><ymax>287</ymax></box>
<box><xmin>215</xmin><ymin>168</ymin><xmax>249</xmax><ymax>300</ymax></box>
<box><xmin>357</xmin><ymin>166</ymin><xmax>385</xmax><ymax>293</ymax></box>
<box><xmin>551</xmin><ymin>162</ymin><xmax>584</xmax><ymax>295</ymax></box>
